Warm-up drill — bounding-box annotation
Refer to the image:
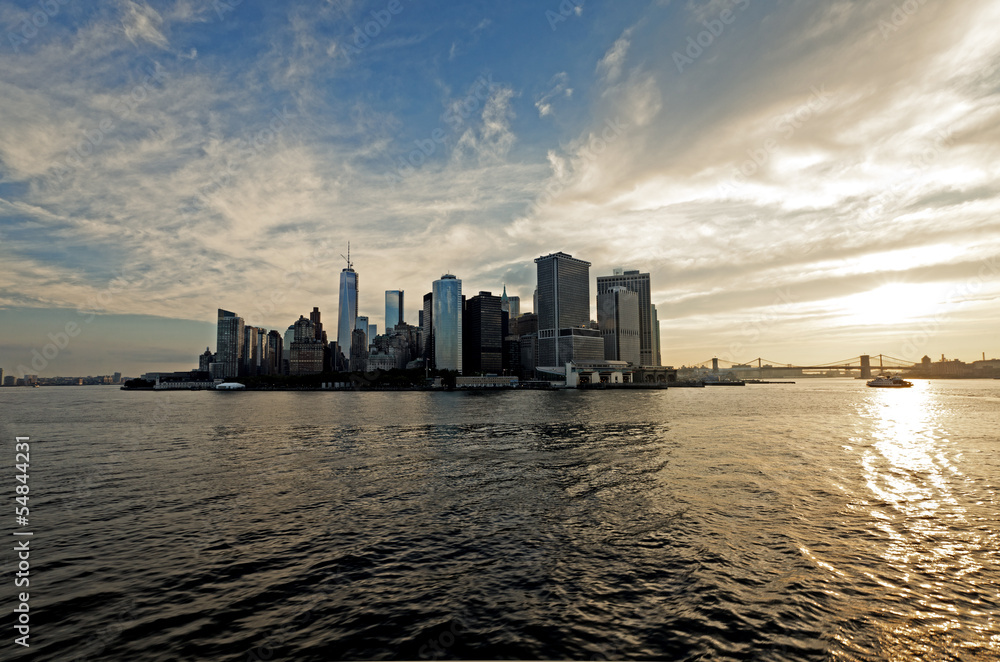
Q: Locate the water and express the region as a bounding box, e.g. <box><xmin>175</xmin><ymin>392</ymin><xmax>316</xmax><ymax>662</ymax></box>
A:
<box><xmin>1</xmin><ymin>379</ymin><xmax>998</xmax><ymax>660</ymax></box>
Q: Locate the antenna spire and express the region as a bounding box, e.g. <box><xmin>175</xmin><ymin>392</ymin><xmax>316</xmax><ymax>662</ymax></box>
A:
<box><xmin>340</xmin><ymin>242</ymin><xmax>353</xmax><ymax>270</ymax></box>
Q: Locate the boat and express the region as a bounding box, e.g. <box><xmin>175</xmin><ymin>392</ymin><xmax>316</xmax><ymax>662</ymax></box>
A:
<box><xmin>866</xmin><ymin>374</ymin><xmax>913</xmax><ymax>388</ymax></box>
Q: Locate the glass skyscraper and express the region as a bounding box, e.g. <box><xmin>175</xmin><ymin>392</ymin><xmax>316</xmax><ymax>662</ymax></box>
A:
<box><xmin>385</xmin><ymin>290</ymin><xmax>404</xmax><ymax>331</ymax></box>
<box><xmin>338</xmin><ymin>265</ymin><xmax>358</xmax><ymax>369</ymax></box>
<box><xmin>216</xmin><ymin>309</ymin><xmax>244</xmax><ymax>379</ymax></box>
<box><xmin>432</xmin><ymin>274</ymin><xmax>462</xmax><ymax>372</ymax></box>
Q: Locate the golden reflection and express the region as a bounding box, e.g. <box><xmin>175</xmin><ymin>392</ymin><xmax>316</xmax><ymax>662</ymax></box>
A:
<box><xmin>851</xmin><ymin>382</ymin><xmax>996</xmax><ymax>659</ymax></box>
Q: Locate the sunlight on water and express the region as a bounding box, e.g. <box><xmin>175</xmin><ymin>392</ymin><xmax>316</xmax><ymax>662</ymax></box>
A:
<box><xmin>851</xmin><ymin>382</ymin><xmax>997</xmax><ymax>660</ymax></box>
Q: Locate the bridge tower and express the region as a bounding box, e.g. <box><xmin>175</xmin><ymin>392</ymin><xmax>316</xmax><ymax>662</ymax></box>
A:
<box><xmin>712</xmin><ymin>357</ymin><xmax>719</xmax><ymax>374</ymax></box>
<box><xmin>860</xmin><ymin>355</ymin><xmax>872</xmax><ymax>379</ymax></box>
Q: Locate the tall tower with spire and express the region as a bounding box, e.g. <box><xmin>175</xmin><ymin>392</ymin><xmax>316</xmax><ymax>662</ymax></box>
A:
<box><xmin>337</xmin><ymin>243</ymin><xmax>358</xmax><ymax>369</ymax></box>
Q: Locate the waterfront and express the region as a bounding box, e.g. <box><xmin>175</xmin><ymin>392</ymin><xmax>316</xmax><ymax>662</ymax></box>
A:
<box><xmin>2</xmin><ymin>379</ymin><xmax>998</xmax><ymax>660</ymax></box>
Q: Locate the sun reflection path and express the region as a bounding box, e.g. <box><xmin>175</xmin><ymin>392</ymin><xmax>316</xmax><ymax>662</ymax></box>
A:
<box><xmin>832</xmin><ymin>383</ymin><xmax>999</xmax><ymax>659</ymax></box>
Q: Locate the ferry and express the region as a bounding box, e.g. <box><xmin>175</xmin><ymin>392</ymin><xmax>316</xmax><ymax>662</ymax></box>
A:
<box><xmin>866</xmin><ymin>374</ymin><xmax>913</xmax><ymax>388</ymax></box>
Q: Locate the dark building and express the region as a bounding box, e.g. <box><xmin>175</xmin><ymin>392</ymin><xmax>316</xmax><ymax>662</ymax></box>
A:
<box><xmin>535</xmin><ymin>252</ymin><xmax>599</xmax><ymax>366</ymax></box>
<box><xmin>463</xmin><ymin>291</ymin><xmax>503</xmax><ymax>375</ymax></box>
<box><xmin>290</xmin><ymin>316</ymin><xmax>323</xmax><ymax>375</ymax></box>
<box><xmin>350</xmin><ymin>328</ymin><xmax>369</xmax><ymax>372</ymax></box>
<box><xmin>198</xmin><ymin>347</ymin><xmax>215</xmax><ymax>372</ymax></box>
<box><xmin>310</xmin><ymin>307</ymin><xmax>324</xmax><ymax>340</ymax></box>
<box><xmin>216</xmin><ymin>309</ymin><xmax>244</xmax><ymax>379</ymax></box>
<box><xmin>422</xmin><ymin>292</ymin><xmax>434</xmax><ymax>369</ymax></box>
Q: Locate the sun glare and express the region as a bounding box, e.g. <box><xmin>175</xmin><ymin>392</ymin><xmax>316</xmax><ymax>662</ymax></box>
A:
<box><xmin>838</xmin><ymin>282</ymin><xmax>947</xmax><ymax>326</ymax></box>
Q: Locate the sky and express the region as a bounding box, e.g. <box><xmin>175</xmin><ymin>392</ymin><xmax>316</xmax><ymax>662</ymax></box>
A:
<box><xmin>1</xmin><ymin>0</ymin><xmax>999</xmax><ymax>378</ymax></box>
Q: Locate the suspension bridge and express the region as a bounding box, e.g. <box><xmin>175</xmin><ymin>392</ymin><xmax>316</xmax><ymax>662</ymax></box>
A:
<box><xmin>690</xmin><ymin>354</ymin><xmax>914</xmax><ymax>378</ymax></box>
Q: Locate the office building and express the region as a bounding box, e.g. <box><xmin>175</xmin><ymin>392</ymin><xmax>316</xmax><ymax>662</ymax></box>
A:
<box><xmin>422</xmin><ymin>292</ymin><xmax>434</xmax><ymax>366</ymax></box>
<box><xmin>464</xmin><ymin>291</ymin><xmax>503</xmax><ymax>374</ymax></box>
<box><xmin>266</xmin><ymin>330</ymin><xmax>283</xmax><ymax>375</ymax></box>
<box><xmin>283</xmin><ymin>324</ymin><xmax>296</xmax><ymax>375</ymax></box>
<box><xmin>290</xmin><ymin>316</ymin><xmax>323</xmax><ymax>375</ymax></box>
<box><xmin>216</xmin><ymin>309</ymin><xmax>244</xmax><ymax>379</ymax></box>
<box><xmin>651</xmin><ymin>304</ymin><xmax>662</xmax><ymax>366</ymax></box>
<box><xmin>385</xmin><ymin>290</ymin><xmax>404</xmax><ymax>331</ymax></box>
<box><xmin>310</xmin><ymin>307</ymin><xmax>324</xmax><ymax>340</ymax></box>
<box><xmin>242</xmin><ymin>325</ymin><xmax>260</xmax><ymax>376</ymax></box>
<box><xmin>432</xmin><ymin>274</ymin><xmax>462</xmax><ymax>372</ymax></box>
<box><xmin>596</xmin><ymin>268</ymin><xmax>659</xmax><ymax>366</ymax></box>
<box><xmin>501</xmin><ymin>285</ymin><xmax>520</xmax><ymax>319</ymax></box>
<box><xmin>337</xmin><ymin>252</ymin><xmax>359</xmax><ymax>369</ymax></box>
<box><xmin>598</xmin><ymin>287</ymin><xmax>641</xmax><ymax>365</ymax></box>
<box><xmin>199</xmin><ymin>348</ymin><xmax>214</xmax><ymax>372</ymax></box>
<box><xmin>350</xmin><ymin>328</ymin><xmax>368</xmax><ymax>372</ymax></box>
<box><xmin>369</xmin><ymin>323</ymin><xmax>377</xmax><ymax>342</ymax></box>
<box><xmin>534</xmin><ymin>252</ymin><xmax>600</xmax><ymax>366</ymax></box>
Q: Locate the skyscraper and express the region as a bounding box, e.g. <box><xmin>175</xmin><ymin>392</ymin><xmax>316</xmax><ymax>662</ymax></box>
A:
<box><xmin>598</xmin><ymin>287</ymin><xmax>641</xmax><ymax>365</ymax></box>
<box><xmin>651</xmin><ymin>303</ymin><xmax>662</xmax><ymax>366</ymax></box>
<box><xmin>596</xmin><ymin>268</ymin><xmax>658</xmax><ymax>366</ymax></box>
<box><xmin>432</xmin><ymin>274</ymin><xmax>462</xmax><ymax>372</ymax></box>
<box><xmin>385</xmin><ymin>290</ymin><xmax>404</xmax><ymax>331</ymax></box>
<box><xmin>290</xmin><ymin>315</ymin><xmax>323</xmax><ymax>375</ymax></box>
<box><xmin>369</xmin><ymin>323</ymin><xmax>377</xmax><ymax>342</ymax></box>
<box><xmin>216</xmin><ymin>309</ymin><xmax>244</xmax><ymax>379</ymax></box>
<box><xmin>337</xmin><ymin>249</ymin><xmax>359</xmax><ymax>369</ymax></box>
<box><xmin>534</xmin><ymin>252</ymin><xmax>601</xmax><ymax>366</ymax></box>
<box><xmin>283</xmin><ymin>323</ymin><xmax>296</xmax><ymax>375</ymax></box>
<box><xmin>464</xmin><ymin>291</ymin><xmax>502</xmax><ymax>374</ymax></box>
<box><xmin>500</xmin><ymin>285</ymin><xmax>521</xmax><ymax>319</ymax></box>
<box><xmin>356</xmin><ymin>315</ymin><xmax>370</xmax><ymax>349</ymax></box>
<box><xmin>310</xmin><ymin>307</ymin><xmax>323</xmax><ymax>340</ymax></box>
<box><xmin>422</xmin><ymin>292</ymin><xmax>434</xmax><ymax>366</ymax></box>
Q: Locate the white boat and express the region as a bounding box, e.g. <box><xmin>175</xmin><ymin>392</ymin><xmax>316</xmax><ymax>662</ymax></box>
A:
<box><xmin>867</xmin><ymin>374</ymin><xmax>913</xmax><ymax>388</ymax></box>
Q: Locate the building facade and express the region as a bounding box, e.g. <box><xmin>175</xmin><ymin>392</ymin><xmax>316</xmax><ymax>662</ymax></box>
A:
<box><xmin>385</xmin><ymin>290</ymin><xmax>404</xmax><ymax>331</ymax></box>
<box><xmin>216</xmin><ymin>309</ymin><xmax>244</xmax><ymax>379</ymax></box>
<box><xmin>337</xmin><ymin>265</ymin><xmax>359</xmax><ymax>369</ymax></box>
<box><xmin>432</xmin><ymin>275</ymin><xmax>462</xmax><ymax>372</ymax></box>
<box><xmin>534</xmin><ymin>252</ymin><xmax>597</xmax><ymax>367</ymax></box>
<box><xmin>596</xmin><ymin>268</ymin><xmax>658</xmax><ymax>366</ymax></box>
<box><xmin>464</xmin><ymin>291</ymin><xmax>503</xmax><ymax>374</ymax></box>
<box><xmin>598</xmin><ymin>287</ymin><xmax>641</xmax><ymax>364</ymax></box>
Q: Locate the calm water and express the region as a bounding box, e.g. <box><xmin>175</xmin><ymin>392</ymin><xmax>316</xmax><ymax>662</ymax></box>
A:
<box><xmin>1</xmin><ymin>379</ymin><xmax>998</xmax><ymax>661</ymax></box>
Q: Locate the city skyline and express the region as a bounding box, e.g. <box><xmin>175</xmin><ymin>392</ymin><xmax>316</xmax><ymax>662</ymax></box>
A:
<box><xmin>2</xmin><ymin>1</ymin><xmax>1000</xmax><ymax>377</ymax></box>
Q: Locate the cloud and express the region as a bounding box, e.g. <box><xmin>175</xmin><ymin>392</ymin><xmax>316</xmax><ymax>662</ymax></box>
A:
<box><xmin>535</xmin><ymin>72</ymin><xmax>573</xmax><ymax>118</ymax></box>
<box><xmin>596</xmin><ymin>29</ymin><xmax>631</xmax><ymax>83</ymax></box>
<box><xmin>2</xmin><ymin>0</ymin><xmax>1000</xmax><ymax>374</ymax></box>
<box><xmin>121</xmin><ymin>0</ymin><xmax>169</xmax><ymax>49</ymax></box>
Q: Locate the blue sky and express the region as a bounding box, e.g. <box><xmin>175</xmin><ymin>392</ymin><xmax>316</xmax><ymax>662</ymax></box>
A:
<box><xmin>1</xmin><ymin>0</ymin><xmax>999</xmax><ymax>377</ymax></box>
